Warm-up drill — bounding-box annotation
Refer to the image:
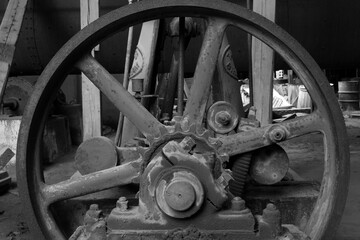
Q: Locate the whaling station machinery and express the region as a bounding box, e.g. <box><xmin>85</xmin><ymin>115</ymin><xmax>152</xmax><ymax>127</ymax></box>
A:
<box><xmin>0</xmin><ymin>0</ymin><xmax>351</xmax><ymax>239</ymax></box>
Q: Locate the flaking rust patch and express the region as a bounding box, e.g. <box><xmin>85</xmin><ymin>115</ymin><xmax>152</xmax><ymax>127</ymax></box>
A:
<box><xmin>138</xmin><ymin>198</ymin><xmax>167</xmax><ymax>225</ymax></box>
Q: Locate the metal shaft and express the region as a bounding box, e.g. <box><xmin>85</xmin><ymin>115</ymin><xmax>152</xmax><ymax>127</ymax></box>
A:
<box><xmin>115</xmin><ymin>0</ymin><xmax>134</xmax><ymax>146</ymax></box>
<box><xmin>177</xmin><ymin>17</ymin><xmax>185</xmax><ymax>115</ymax></box>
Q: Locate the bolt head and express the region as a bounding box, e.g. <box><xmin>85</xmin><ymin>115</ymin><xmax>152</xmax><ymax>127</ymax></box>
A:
<box><xmin>116</xmin><ymin>197</ymin><xmax>128</xmax><ymax>211</ymax></box>
<box><xmin>179</xmin><ymin>136</ymin><xmax>196</xmax><ymax>152</ymax></box>
<box><xmin>269</xmin><ymin>127</ymin><xmax>287</xmax><ymax>142</ymax></box>
<box><xmin>215</xmin><ymin>111</ymin><xmax>232</xmax><ymax>126</ymax></box>
<box><xmin>231</xmin><ymin>196</ymin><xmax>246</xmax><ymax>211</ymax></box>
<box><xmin>89</xmin><ymin>204</ymin><xmax>99</xmax><ymax>211</ymax></box>
<box><xmin>266</xmin><ymin>203</ymin><xmax>277</xmax><ymax>211</ymax></box>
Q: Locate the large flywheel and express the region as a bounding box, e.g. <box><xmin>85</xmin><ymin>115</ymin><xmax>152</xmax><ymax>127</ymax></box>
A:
<box><xmin>17</xmin><ymin>0</ymin><xmax>349</xmax><ymax>239</ymax></box>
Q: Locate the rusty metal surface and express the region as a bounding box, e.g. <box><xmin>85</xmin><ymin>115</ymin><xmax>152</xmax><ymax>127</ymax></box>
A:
<box><xmin>182</xmin><ymin>18</ymin><xmax>227</xmax><ymax>128</ymax></box>
<box><xmin>2</xmin><ymin>77</ymin><xmax>34</xmax><ymax>116</ymax></box>
<box><xmin>219</xmin><ymin>112</ymin><xmax>322</xmax><ymax>156</ymax></box>
<box><xmin>207</xmin><ymin>101</ymin><xmax>239</xmax><ymax>134</ymax></box>
<box><xmin>75</xmin><ymin>136</ymin><xmax>118</xmax><ymax>175</ymax></box>
<box><xmin>40</xmin><ymin>159</ymin><xmax>141</xmax><ymax>207</ymax></box>
<box><xmin>249</xmin><ymin>144</ymin><xmax>289</xmax><ymax>185</ymax></box>
<box><xmin>15</xmin><ymin>0</ymin><xmax>349</xmax><ymax>239</ymax></box>
<box><xmin>245</xmin><ymin>181</ymin><xmax>320</xmax><ymax>228</ymax></box>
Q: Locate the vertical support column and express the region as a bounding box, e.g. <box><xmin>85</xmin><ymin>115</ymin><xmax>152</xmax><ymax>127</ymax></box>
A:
<box><xmin>287</xmin><ymin>69</ymin><xmax>293</xmax><ymax>84</ymax></box>
<box><xmin>251</xmin><ymin>0</ymin><xmax>276</xmax><ymax>126</ymax></box>
<box><xmin>80</xmin><ymin>0</ymin><xmax>101</xmax><ymax>140</ymax></box>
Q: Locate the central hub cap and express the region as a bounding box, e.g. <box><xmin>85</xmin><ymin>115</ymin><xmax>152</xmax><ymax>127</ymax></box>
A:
<box><xmin>164</xmin><ymin>180</ymin><xmax>195</xmax><ymax>211</ymax></box>
<box><xmin>156</xmin><ymin>170</ymin><xmax>204</xmax><ymax>218</ymax></box>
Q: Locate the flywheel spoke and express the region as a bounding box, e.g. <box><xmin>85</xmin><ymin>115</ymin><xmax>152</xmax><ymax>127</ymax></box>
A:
<box><xmin>41</xmin><ymin>160</ymin><xmax>141</xmax><ymax>206</ymax></box>
<box><xmin>219</xmin><ymin>111</ymin><xmax>323</xmax><ymax>156</ymax></box>
<box><xmin>75</xmin><ymin>54</ymin><xmax>163</xmax><ymax>138</ymax></box>
<box><xmin>182</xmin><ymin>18</ymin><xmax>227</xmax><ymax>128</ymax></box>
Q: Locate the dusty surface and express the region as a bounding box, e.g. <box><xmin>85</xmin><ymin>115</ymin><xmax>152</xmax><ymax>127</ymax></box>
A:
<box><xmin>0</xmin><ymin>118</ymin><xmax>360</xmax><ymax>240</ymax></box>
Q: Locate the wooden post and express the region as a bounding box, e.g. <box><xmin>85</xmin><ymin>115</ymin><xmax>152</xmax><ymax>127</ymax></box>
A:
<box><xmin>287</xmin><ymin>69</ymin><xmax>293</xmax><ymax>84</ymax></box>
<box><xmin>0</xmin><ymin>0</ymin><xmax>28</xmax><ymax>112</ymax></box>
<box><xmin>251</xmin><ymin>0</ymin><xmax>276</xmax><ymax>126</ymax></box>
<box><xmin>80</xmin><ymin>0</ymin><xmax>101</xmax><ymax>140</ymax></box>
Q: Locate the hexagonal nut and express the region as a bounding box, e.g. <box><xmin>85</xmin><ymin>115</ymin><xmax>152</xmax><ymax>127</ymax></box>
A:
<box><xmin>116</xmin><ymin>196</ymin><xmax>128</xmax><ymax>211</ymax></box>
<box><xmin>179</xmin><ymin>136</ymin><xmax>196</xmax><ymax>152</ymax></box>
<box><xmin>268</xmin><ymin>127</ymin><xmax>287</xmax><ymax>142</ymax></box>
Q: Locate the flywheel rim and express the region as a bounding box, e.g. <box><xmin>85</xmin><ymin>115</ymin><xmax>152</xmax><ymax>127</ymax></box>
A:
<box><xmin>17</xmin><ymin>0</ymin><xmax>349</xmax><ymax>239</ymax></box>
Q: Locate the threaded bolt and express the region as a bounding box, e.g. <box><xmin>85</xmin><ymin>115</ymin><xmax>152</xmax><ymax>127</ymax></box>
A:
<box><xmin>263</xmin><ymin>203</ymin><xmax>282</xmax><ymax>235</ymax></box>
<box><xmin>231</xmin><ymin>196</ymin><xmax>246</xmax><ymax>211</ymax></box>
<box><xmin>116</xmin><ymin>196</ymin><xmax>128</xmax><ymax>211</ymax></box>
<box><xmin>84</xmin><ymin>204</ymin><xmax>102</xmax><ymax>226</ymax></box>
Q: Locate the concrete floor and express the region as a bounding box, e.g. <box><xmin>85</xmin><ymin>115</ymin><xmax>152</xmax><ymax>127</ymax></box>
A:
<box><xmin>0</xmin><ymin>118</ymin><xmax>360</xmax><ymax>240</ymax></box>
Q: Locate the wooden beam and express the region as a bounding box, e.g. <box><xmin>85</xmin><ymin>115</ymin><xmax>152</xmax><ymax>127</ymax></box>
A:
<box><xmin>0</xmin><ymin>0</ymin><xmax>28</xmax><ymax>111</ymax></box>
<box><xmin>80</xmin><ymin>0</ymin><xmax>101</xmax><ymax>140</ymax></box>
<box><xmin>251</xmin><ymin>0</ymin><xmax>276</xmax><ymax>126</ymax></box>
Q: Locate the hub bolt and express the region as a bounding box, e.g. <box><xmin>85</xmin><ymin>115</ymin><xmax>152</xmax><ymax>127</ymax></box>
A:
<box><xmin>215</xmin><ymin>111</ymin><xmax>232</xmax><ymax>126</ymax></box>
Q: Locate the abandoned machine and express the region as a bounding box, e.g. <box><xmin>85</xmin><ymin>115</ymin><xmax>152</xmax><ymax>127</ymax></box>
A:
<box><xmin>0</xmin><ymin>0</ymin><xmax>351</xmax><ymax>239</ymax></box>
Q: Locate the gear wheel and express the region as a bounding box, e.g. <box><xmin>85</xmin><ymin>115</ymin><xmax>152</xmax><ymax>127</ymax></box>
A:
<box><xmin>139</xmin><ymin>117</ymin><xmax>229</xmax><ymax>181</ymax></box>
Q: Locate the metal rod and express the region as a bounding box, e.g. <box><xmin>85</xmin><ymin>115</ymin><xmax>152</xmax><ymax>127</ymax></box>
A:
<box><xmin>247</xmin><ymin>0</ymin><xmax>254</xmax><ymax>107</ymax></box>
<box><xmin>42</xmin><ymin>160</ymin><xmax>141</xmax><ymax>205</ymax></box>
<box><xmin>76</xmin><ymin>54</ymin><xmax>162</xmax><ymax>138</ymax></box>
<box><xmin>161</xmin><ymin>52</ymin><xmax>179</xmax><ymax>120</ymax></box>
<box><xmin>177</xmin><ymin>17</ymin><xmax>185</xmax><ymax>115</ymax></box>
<box><xmin>115</xmin><ymin>0</ymin><xmax>134</xmax><ymax>146</ymax></box>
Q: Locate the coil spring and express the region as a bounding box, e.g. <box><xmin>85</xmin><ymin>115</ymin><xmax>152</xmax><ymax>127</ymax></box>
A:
<box><xmin>229</xmin><ymin>153</ymin><xmax>252</xmax><ymax>197</ymax></box>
